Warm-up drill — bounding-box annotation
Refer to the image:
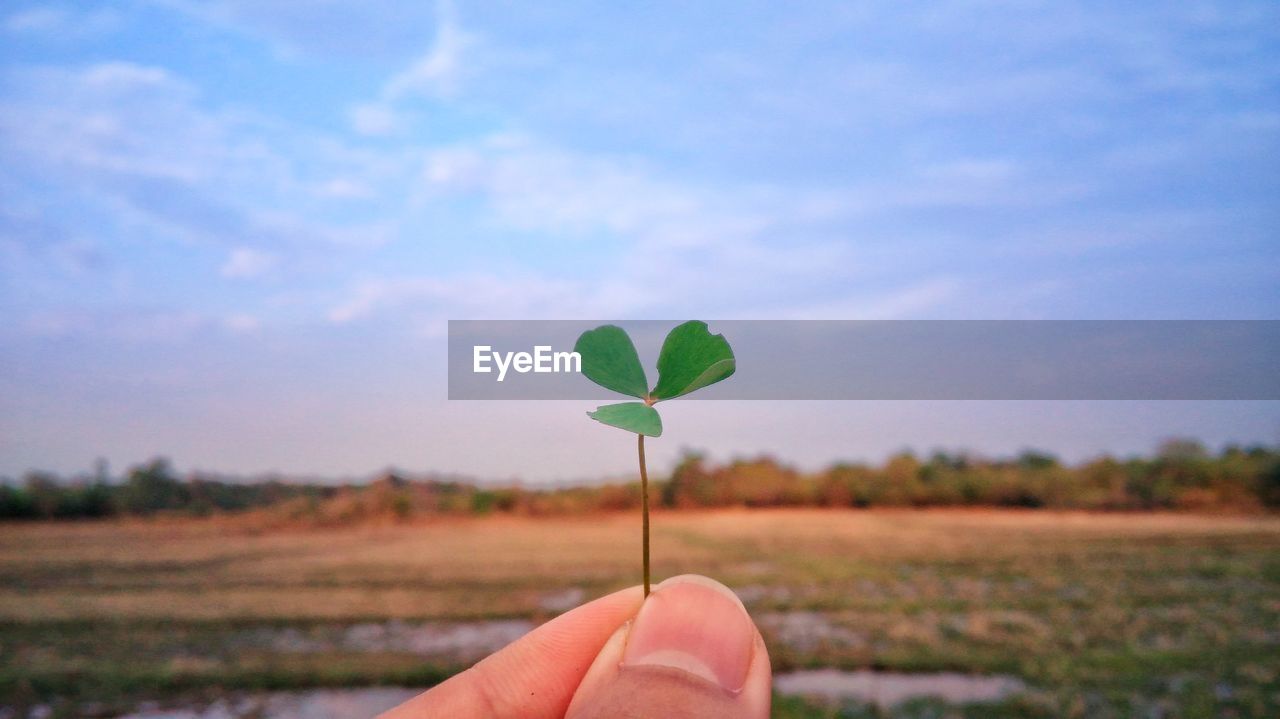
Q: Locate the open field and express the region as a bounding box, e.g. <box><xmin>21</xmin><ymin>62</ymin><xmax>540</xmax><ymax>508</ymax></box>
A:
<box><xmin>1</xmin><ymin>509</ymin><xmax>1278</xmax><ymax>717</ymax></box>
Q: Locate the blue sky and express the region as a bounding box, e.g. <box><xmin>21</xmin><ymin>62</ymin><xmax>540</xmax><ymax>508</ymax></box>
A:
<box><xmin>1</xmin><ymin>1</ymin><xmax>1278</xmax><ymax>481</ymax></box>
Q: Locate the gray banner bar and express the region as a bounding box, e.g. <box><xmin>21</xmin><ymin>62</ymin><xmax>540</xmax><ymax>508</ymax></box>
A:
<box><xmin>448</xmin><ymin>320</ymin><xmax>1280</xmax><ymax>400</ymax></box>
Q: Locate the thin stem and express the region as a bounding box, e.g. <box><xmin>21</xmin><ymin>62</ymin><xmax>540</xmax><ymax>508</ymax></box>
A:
<box><xmin>638</xmin><ymin>433</ymin><xmax>650</xmax><ymax>597</ymax></box>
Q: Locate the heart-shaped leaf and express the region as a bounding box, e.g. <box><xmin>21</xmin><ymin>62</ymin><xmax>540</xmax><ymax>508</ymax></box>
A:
<box><xmin>574</xmin><ymin>325</ymin><xmax>649</xmax><ymax>399</ymax></box>
<box><xmin>651</xmin><ymin>320</ymin><xmax>735</xmax><ymax>401</ymax></box>
<box><xmin>586</xmin><ymin>402</ymin><xmax>663</xmax><ymax>437</ymax></box>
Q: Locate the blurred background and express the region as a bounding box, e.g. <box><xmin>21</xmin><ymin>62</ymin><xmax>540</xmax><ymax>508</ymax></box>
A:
<box><xmin>1</xmin><ymin>1</ymin><xmax>1278</xmax><ymax>717</ymax></box>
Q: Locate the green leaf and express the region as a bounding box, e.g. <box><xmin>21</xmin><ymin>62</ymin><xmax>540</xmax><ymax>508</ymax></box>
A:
<box><xmin>574</xmin><ymin>325</ymin><xmax>649</xmax><ymax>399</ymax></box>
<box><xmin>651</xmin><ymin>320</ymin><xmax>736</xmax><ymax>401</ymax></box>
<box><xmin>586</xmin><ymin>402</ymin><xmax>663</xmax><ymax>437</ymax></box>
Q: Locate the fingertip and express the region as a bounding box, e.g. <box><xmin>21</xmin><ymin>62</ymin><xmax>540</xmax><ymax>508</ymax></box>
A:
<box><xmin>623</xmin><ymin>576</ymin><xmax>755</xmax><ymax>692</ymax></box>
<box><xmin>567</xmin><ymin>575</ymin><xmax>772</xmax><ymax>719</ymax></box>
<box><xmin>653</xmin><ymin>573</ymin><xmax>749</xmax><ymax>612</ymax></box>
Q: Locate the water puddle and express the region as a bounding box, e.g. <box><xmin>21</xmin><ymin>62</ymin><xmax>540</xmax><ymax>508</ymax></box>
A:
<box><xmin>240</xmin><ymin>619</ymin><xmax>534</xmax><ymax>661</ymax></box>
<box><xmin>757</xmin><ymin>611</ymin><xmax>865</xmax><ymax>652</ymax></box>
<box><xmin>538</xmin><ymin>586</ymin><xmax>586</xmax><ymax>612</ymax></box>
<box><xmin>107</xmin><ymin>670</ymin><xmax>1025</xmax><ymax>718</ymax></box>
<box><xmin>115</xmin><ymin>689</ymin><xmax>419</xmax><ymax>719</ymax></box>
<box><xmin>774</xmin><ymin>668</ymin><xmax>1026</xmax><ymax>707</ymax></box>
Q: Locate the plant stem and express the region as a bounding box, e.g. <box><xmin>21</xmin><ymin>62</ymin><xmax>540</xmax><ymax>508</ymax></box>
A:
<box><xmin>638</xmin><ymin>433</ymin><xmax>650</xmax><ymax>597</ymax></box>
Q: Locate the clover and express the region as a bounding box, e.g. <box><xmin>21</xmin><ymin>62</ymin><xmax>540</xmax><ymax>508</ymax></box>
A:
<box><xmin>574</xmin><ymin>320</ymin><xmax>735</xmax><ymax>596</ymax></box>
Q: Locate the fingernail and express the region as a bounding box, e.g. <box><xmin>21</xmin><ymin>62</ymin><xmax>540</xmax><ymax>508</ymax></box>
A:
<box><xmin>621</xmin><ymin>575</ymin><xmax>755</xmax><ymax>693</ymax></box>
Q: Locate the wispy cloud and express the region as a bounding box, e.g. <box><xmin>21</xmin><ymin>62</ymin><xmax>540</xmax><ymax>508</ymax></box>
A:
<box><xmin>0</xmin><ymin>61</ymin><xmax>399</xmax><ymax>291</ymax></box>
<box><xmin>328</xmin><ymin>273</ymin><xmax>590</xmax><ymax>327</ymax></box>
<box><xmin>348</xmin><ymin>103</ymin><xmax>402</xmax><ymax>137</ymax></box>
<box><xmin>419</xmin><ymin>135</ymin><xmax>713</xmax><ymax>236</ymax></box>
<box><xmin>156</xmin><ymin>0</ymin><xmax>444</xmax><ymax>59</ymax></box>
<box><xmin>0</xmin><ymin>208</ymin><xmax>103</xmax><ymax>276</ymax></box>
<box><xmin>325</xmin><ymin>133</ymin><xmax>968</xmax><ymax>323</ymax></box>
<box><xmin>349</xmin><ymin>0</ymin><xmax>476</xmax><ymax>136</ymax></box>
<box><xmin>383</xmin><ymin>0</ymin><xmax>473</xmax><ymax>100</ymax></box>
<box><xmin>4</xmin><ymin>5</ymin><xmax>120</xmax><ymax>36</ymax></box>
<box><xmin>220</xmin><ymin>247</ymin><xmax>277</xmax><ymax>279</ymax></box>
<box><xmin>779</xmin><ymin>279</ymin><xmax>964</xmax><ymax>321</ymax></box>
<box><xmin>17</xmin><ymin>307</ymin><xmax>236</xmax><ymax>343</ymax></box>
<box><xmin>4</xmin><ymin>0</ymin><xmax>1277</xmax><ymax>477</ymax></box>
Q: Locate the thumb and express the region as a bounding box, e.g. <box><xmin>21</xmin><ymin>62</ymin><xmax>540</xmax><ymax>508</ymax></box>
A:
<box><xmin>565</xmin><ymin>575</ymin><xmax>771</xmax><ymax>719</ymax></box>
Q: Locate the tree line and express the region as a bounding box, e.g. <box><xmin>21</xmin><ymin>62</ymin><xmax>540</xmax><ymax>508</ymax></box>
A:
<box><xmin>1</xmin><ymin>440</ymin><xmax>1277</xmax><ymax>522</ymax></box>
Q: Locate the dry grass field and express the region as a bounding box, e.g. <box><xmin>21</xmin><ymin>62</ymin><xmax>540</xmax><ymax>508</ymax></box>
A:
<box><xmin>1</xmin><ymin>509</ymin><xmax>1278</xmax><ymax>717</ymax></box>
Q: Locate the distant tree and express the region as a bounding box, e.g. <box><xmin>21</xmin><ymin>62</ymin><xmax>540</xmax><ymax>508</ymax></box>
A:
<box><xmin>73</xmin><ymin>480</ymin><xmax>115</xmax><ymax>518</ymax></box>
<box><xmin>723</xmin><ymin>457</ymin><xmax>808</xmax><ymax>506</ymax></box>
<box><xmin>117</xmin><ymin>458</ymin><xmax>187</xmax><ymax>515</ymax></box>
<box><xmin>471</xmin><ymin>490</ymin><xmax>496</xmax><ymax>515</ymax></box>
<box><xmin>0</xmin><ymin>483</ymin><xmax>36</xmax><ymax>519</ymax></box>
<box><xmin>2</xmin><ymin>441</ymin><xmax>1278</xmax><ymax>523</ymax></box>
<box><xmin>662</xmin><ymin>451</ymin><xmax>716</xmax><ymax>508</ymax></box>
<box><xmin>1156</xmin><ymin>438</ymin><xmax>1208</xmax><ymax>462</ymax></box>
<box><xmin>926</xmin><ymin>450</ymin><xmax>970</xmax><ymax>473</ymax></box>
<box><xmin>814</xmin><ymin>464</ymin><xmax>856</xmax><ymax>507</ymax></box>
<box><xmin>884</xmin><ymin>452</ymin><xmax>923</xmax><ymax>505</ymax></box>
<box><xmin>22</xmin><ymin>472</ymin><xmax>64</xmax><ymax>518</ymax></box>
<box><xmin>1016</xmin><ymin>450</ymin><xmax>1059</xmax><ymax>471</ymax></box>
<box><xmin>1077</xmin><ymin>456</ymin><xmax>1129</xmax><ymax>509</ymax></box>
<box><xmin>1260</xmin><ymin>457</ymin><xmax>1280</xmax><ymax>509</ymax></box>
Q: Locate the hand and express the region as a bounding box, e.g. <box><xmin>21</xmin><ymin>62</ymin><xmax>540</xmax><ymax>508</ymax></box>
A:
<box><xmin>379</xmin><ymin>575</ymin><xmax>772</xmax><ymax>718</ymax></box>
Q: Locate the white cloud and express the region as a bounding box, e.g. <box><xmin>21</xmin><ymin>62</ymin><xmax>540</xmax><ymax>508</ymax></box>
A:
<box><xmin>420</xmin><ymin>139</ymin><xmax>691</xmax><ymax>236</ymax></box>
<box><xmin>223</xmin><ymin>313</ymin><xmax>261</xmax><ymax>332</ymax></box>
<box><xmin>159</xmin><ymin>0</ymin><xmax>443</xmax><ymax>59</ymax></box>
<box><xmin>781</xmin><ymin>279</ymin><xmax>964</xmax><ymax>320</ymax></box>
<box><xmin>6</xmin><ymin>7</ymin><xmax>69</xmax><ymax>32</ymax></box>
<box><xmin>0</xmin><ymin>60</ymin><xmax>401</xmax><ymax>294</ymax></box>
<box><xmin>14</xmin><ymin>307</ymin><xmax>276</xmax><ymax>343</ymax></box>
<box><xmin>327</xmin><ymin>273</ymin><xmax>597</xmax><ymax>328</ymax></box>
<box><xmin>0</xmin><ymin>62</ymin><xmax>219</xmax><ymax>184</ymax></box>
<box><xmin>920</xmin><ymin>158</ymin><xmax>1018</xmax><ymax>183</ymax></box>
<box><xmin>20</xmin><ymin>308</ymin><xmax>210</xmax><ymax>342</ymax></box>
<box><xmin>0</xmin><ymin>56</ymin><xmax>1058</xmax><ymax>332</ymax></box>
<box><xmin>348</xmin><ymin>102</ymin><xmax>402</xmax><ymax>136</ymax></box>
<box><xmin>80</xmin><ymin>61</ymin><xmax>178</xmax><ymax>91</ymax></box>
<box><xmin>383</xmin><ymin>0</ymin><xmax>473</xmax><ymax>100</ymax></box>
<box><xmin>346</xmin><ymin>0</ymin><xmax>476</xmax><ymax>135</ymax></box>
<box><xmin>5</xmin><ymin>6</ymin><xmax>119</xmax><ymax>36</ymax></box>
<box><xmin>220</xmin><ymin>247</ymin><xmax>277</xmax><ymax>279</ymax></box>
<box><xmin>314</xmin><ymin>177</ymin><xmax>373</xmax><ymax>199</ymax></box>
<box><xmin>321</xmin><ymin>133</ymin><xmax>976</xmax><ymax>325</ymax></box>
